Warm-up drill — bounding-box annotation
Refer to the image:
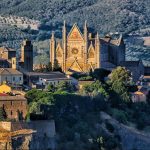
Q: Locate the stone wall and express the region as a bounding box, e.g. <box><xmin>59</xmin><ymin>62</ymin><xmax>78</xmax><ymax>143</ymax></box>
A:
<box><xmin>0</xmin><ymin>98</ymin><xmax>27</xmax><ymax>120</ymax></box>
<box><xmin>0</xmin><ymin>120</ymin><xmax>56</xmax><ymax>150</ymax></box>
<box><xmin>10</xmin><ymin>120</ymin><xmax>56</xmax><ymax>138</ymax></box>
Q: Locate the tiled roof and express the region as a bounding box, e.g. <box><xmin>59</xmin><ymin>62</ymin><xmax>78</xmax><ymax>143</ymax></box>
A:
<box><xmin>0</xmin><ymin>93</ymin><xmax>8</xmax><ymax>96</ymax></box>
<box><xmin>0</xmin><ymin>96</ymin><xmax>26</xmax><ymax>101</ymax></box>
<box><xmin>100</xmin><ymin>34</ymin><xmax>123</xmax><ymax>46</ymax></box>
<box><xmin>0</xmin><ymin>68</ymin><xmax>22</xmax><ymax>75</ymax></box>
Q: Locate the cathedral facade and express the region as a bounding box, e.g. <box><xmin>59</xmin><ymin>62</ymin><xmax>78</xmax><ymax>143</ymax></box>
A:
<box><xmin>50</xmin><ymin>21</ymin><xmax>125</xmax><ymax>74</ymax></box>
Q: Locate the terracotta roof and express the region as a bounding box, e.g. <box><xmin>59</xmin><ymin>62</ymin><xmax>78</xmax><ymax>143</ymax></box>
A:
<box><xmin>0</xmin><ymin>93</ymin><xmax>8</xmax><ymax>96</ymax></box>
<box><xmin>0</xmin><ymin>68</ymin><xmax>22</xmax><ymax>75</ymax></box>
<box><xmin>0</xmin><ymin>96</ymin><xmax>26</xmax><ymax>101</ymax></box>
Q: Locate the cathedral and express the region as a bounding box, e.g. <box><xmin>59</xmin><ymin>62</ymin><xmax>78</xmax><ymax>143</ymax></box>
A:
<box><xmin>50</xmin><ymin>21</ymin><xmax>126</xmax><ymax>74</ymax></box>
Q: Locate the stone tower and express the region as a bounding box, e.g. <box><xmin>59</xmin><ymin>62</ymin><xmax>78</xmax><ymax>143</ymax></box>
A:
<box><xmin>21</xmin><ymin>40</ymin><xmax>33</xmax><ymax>72</ymax></box>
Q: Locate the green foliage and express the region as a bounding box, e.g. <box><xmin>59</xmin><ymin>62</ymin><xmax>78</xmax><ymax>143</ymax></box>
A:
<box><xmin>108</xmin><ymin>67</ymin><xmax>132</xmax><ymax>103</ymax></box>
<box><xmin>78</xmin><ymin>76</ymin><xmax>93</xmax><ymax>81</ymax></box>
<box><xmin>71</xmin><ymin>73</ymin><xmax>93</xmax><ymax>81</ymax></box>
<box><xmin>81</xmin><ymin>81</ymin><xmax>109</xmax><ymax>98</ymax></box>
<box><xmin>47</xmin><ymin>84</ymin><xmax>55</xmax><ymax>92</ymax></box>
<box><xmin>56</xmin><ymin>81</ymin><xmax>74</xmax><ymax>92</ymax></box>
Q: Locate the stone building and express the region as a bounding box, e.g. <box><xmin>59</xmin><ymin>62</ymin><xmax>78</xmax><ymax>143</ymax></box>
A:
<box><xmin>50</xmin><ymin>21</ymin><xmax>125</xmax><ymax>74</ymax></box>
<box><xmin>0</xmin><ymin>47</ymin><xmax>16</xmax><ymax>68</ymax></box>
<box><xmin>0</xmin><ymin>95</ymin><xmax>27</xmax><ymax>120</ymax></box>
<box><xmin>0</xmin><ymin>47</ymin><xmax>16</xmax><ymax>61</ymax></box>
<box><xmin>0</xmin><ymin>68</ymin><xmax>23</xmax><ymax>86</ymax></box>
<box><xmin>21</xmin><ymin>71</ymin><xmax>71</xmax><ymax>88</ymax></box>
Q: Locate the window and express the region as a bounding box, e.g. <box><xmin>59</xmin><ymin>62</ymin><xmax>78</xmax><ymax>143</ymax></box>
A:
<box><xmin>11</xmin><ymin>111</ymin><xmax>13</xmax><ymax>116</ymax></box>
<box><xmin>13</xmin><ymin>77</ymin><xmax>15</xmax><ymax>81</ymax></box>
<box><xmin>20</xmin><ymin>77</ymin><xmax>22</xmax><ymax>81</ymax></box>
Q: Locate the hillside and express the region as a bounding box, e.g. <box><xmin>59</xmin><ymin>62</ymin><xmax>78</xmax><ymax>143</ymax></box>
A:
<box><xmin>1</xmin><ymin>0</ymin><xmax>150</xmax><ymax>34</ymax></box>
<box><xmin>0</xmin><ymin>0</ymin><xmax>150</xmax><ymax>65</ymax></box>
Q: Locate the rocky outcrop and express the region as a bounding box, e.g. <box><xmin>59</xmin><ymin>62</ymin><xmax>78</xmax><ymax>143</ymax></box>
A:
<box><xmin>100</xmin><ymin>112</ymin><xmax>150</xmax><ymax>150</ymax></box>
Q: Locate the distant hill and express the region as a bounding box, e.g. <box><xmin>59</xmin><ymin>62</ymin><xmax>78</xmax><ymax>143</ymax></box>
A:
<box><xmin>1</xmin><ymin>0</ymin><xmax>150</xmax><ymax>34</ymax></box>
<box><xmin>0</xmin><ymin>0</ymin><xmax>150</xmax><ymax>65</ymax></box>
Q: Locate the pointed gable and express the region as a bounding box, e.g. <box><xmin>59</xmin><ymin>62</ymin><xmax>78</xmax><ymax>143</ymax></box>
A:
<box><xmin>56</xmin><ymin>42</ymin><xmax>63</xmax><ymax>58</ymax></box>
<box><xmin>68</xmin><ymin>24</ymin><xmax>84</xmax><ymax>41</ymax></box>
<box><xmin>0</xmin><ymin>68</ymin><xmax>10</xmax><ymax>75</ymax></box>
<box><xmin>88</xmin><ymin>43</ymin><xmax>95</xmax><ymax>58</ymax></box>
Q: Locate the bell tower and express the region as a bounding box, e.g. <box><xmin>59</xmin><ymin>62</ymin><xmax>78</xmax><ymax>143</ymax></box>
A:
<box><xmin>21</xmin><ymin>39</ymin><xmax>33</xmax><ymax>72</ymax></box>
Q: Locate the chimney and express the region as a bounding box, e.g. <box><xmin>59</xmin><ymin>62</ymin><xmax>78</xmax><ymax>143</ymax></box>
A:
<box><xmin>12</xmin><ymin>57</ymin><xmax>17</xmax><ymax>70</ymax></box>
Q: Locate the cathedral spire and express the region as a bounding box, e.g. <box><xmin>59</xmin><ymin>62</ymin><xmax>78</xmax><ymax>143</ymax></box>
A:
<box><xmin>95</xmin><ymin>32</ymin><xmax>100</xmax><ymax>68</ymax></box>
<box><xmin>50</xmin><ymin>31</ymin><xmax>55</xmax><ymax>69</ymax></box>
<box><xmin>51</xmin><ymin>31</ymin><xmax>55</xmax><ymax>40</ymax></box>
<box><xmin>96</xmin><ymin>32</ymin><xmax>99</xmax><ymax>39</ymax></box>
<box><xmin>84</xmin><ymin>20</ymin><xmax>88</xmax><ymax>72</ymax></box>
<box><xmin>62</xmin><ymin>20</ymin><xmax>67</xmax><ymax>72</ymax></box>
<box><xmin>84</xmin><ymin>20</ymin><xmax>88</xmax><ymax>40</ymax></box>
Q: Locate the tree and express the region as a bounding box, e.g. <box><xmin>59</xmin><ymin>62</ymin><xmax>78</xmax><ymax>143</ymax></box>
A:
<box><xmin>56</xmin><ymin>81</ymin><xmax>74</xmax><ymax>93</ymax></box>
<box><xmin>108</xmin><ymin>67</ymin><xmax>131</xmax><ymax>103</ymax></box>
<box><xmin>93</xmin><ymin>68</ymin><xmax>111</xmax><ymax>82</ymax></box>
<box><xmin>53</xmin><ymin>59</ymin><xmax>62</xmax><ymax>72</ymax></box>
<box><xmin>81</xmin><ymin>81</ymin><xmax>108</xmax><ymax>98</ymax></box>
<box><xmin>47</xmin><ymin>84</ymin><xmax>55</xmax><ymax>92</ymax></box>
<box><xmin>46</xmin><ymin>62</ymin><xmax>52</xmax><ymax>72</ymax></box>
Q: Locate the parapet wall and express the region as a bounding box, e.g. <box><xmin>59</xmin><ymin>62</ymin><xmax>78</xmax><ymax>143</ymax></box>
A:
<box><xmin>0</xmin><ymin>120</ymin><xmax>56</xmax><ymax>138</ymax></box>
